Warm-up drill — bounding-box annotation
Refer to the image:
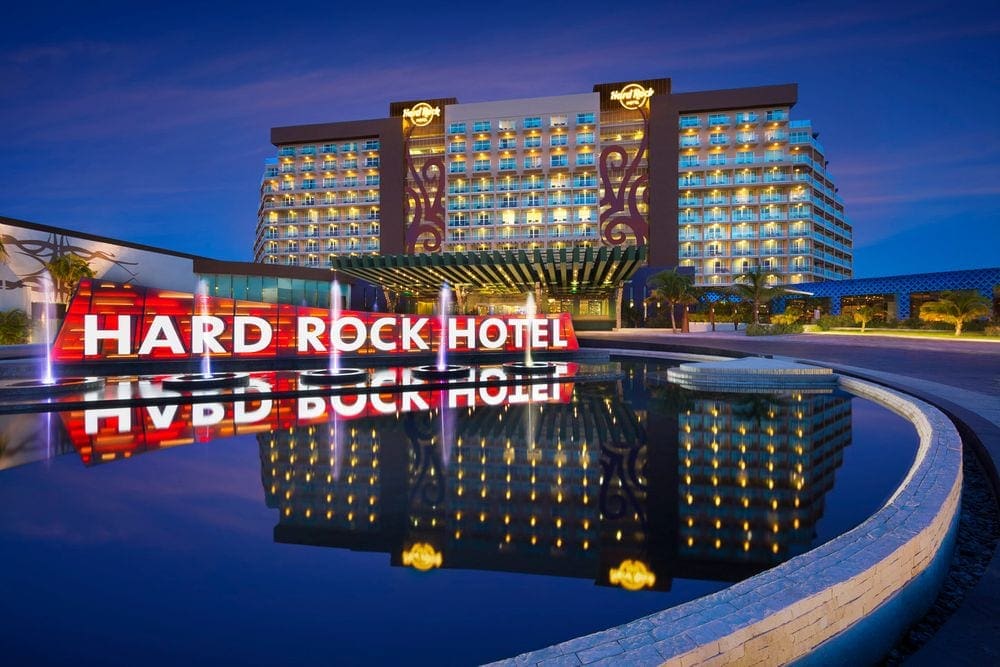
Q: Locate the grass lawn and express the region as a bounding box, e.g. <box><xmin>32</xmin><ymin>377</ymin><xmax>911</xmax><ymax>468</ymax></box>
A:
<box><xmin>808</xmin><ymin>328</ymin><xmax>1000</xmax><ymax>342</ymax></box>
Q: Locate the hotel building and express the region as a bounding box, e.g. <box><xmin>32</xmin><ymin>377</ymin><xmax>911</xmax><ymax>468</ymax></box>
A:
<box><xmin>253</xmin><ymin>77</ymin><xmax>852</xmax><ymax>291</ymax></box>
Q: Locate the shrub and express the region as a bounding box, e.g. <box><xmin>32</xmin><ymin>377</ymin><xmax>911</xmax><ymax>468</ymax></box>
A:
<box><xmin>0</xmin><ymin>309</ymin><xmax>30</xmax><ymax>345</ymax></box>
<box><xmin>746</xmin><ymin>323</ymin><xmax>803</xmax><ymax>336</ymax></box>
<box><xmin>985</xmin><ymin>325</ymin><xmax>1000</xmax><ymax>337</ymax></box>
<box><xmin>815</xmin><ymin>314</ymin><xmax>855</xmax><ymax>331</ymax></box>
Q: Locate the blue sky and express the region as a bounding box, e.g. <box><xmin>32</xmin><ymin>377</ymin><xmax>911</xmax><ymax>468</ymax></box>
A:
<box><xmin>1</xmin><ymin>0</ymin><xmax>997</xmax><ymax>277</ymax></box>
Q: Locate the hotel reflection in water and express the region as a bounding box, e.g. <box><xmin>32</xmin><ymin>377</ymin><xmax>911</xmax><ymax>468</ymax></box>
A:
<box><xmin>32</xmin><ymin>368</ymin><xmax>852</xmax><ymax>592</ymax></box>
<box><xmin>256</xmin><ymin>376</ymin><xmax>851</xmax><ymax>591</ymax></box>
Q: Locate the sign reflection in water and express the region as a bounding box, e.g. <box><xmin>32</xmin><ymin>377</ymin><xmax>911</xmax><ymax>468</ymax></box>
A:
<box><xmin>25</xmin><ymin>367</ymin><xmax>854</xmax><ymax>592</ymax></box>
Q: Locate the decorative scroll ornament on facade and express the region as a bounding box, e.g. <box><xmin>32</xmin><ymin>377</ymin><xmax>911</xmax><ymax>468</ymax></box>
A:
<box><xmin>598</xmin><ymin>91</ymin><xmax>650</xmax><ymax>246</ymax></box>
<box><xmin>402</xmin><ymin>103</ymin><xmax>446</xmax><ymax>252</ymax></box>
<box><xmin>402</xmin><ymin>102</ymin><xmax>441</xmax><ymax>127</ymax></box>
<box><xmin>610</xmin><ymin>83</ymin><xmax>655</xmax><ymax>111</ymax></box>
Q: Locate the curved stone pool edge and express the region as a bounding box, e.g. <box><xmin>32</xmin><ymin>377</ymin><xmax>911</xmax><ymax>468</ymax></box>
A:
<box><xmin>489</xmin><ymin>367</ymin><xmax>962</xmax><ymax>666</ymax></box>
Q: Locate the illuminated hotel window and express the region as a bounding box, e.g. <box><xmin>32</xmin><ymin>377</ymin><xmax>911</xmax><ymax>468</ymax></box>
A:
<box><xmin>362</xmin><ymin>139</ymin><xmax>380</xmax><ymax>150</ymax></box>
<box><xmin>449</xmin><ymin>159</ymin><xmax>466</xmax><ymax>174</ymax></box>
<box><xmin>476</xmin><ymin>211</ymin><xmax>491</xmax><ymax>225</ymax></box>
<box><xmin>321</xmin><ymin>143</ymin><xmax>337</xmax><ymax>153</ymax></box>
<box><xmin>364</xmin><ymin>174</ymin><xmax>380</xmax><ymax>186</ymax></box>
<box><xmin>523</xmin><ymin>155</ymin><xmax>541</xmax><ymax>169</ymax></box>
<box><xmin>303</xmin><ymin>194</ymin><xmax>316</xmax><ymax>205</ymax></box>
<box><xmin>523</xmin><ymin>116</ymin><xmax>541</xmax><ymax>129</ymax></box>
<box><xmin>472</xmin><ymin>120</ymin><xmax>491</xmax><ymax>132</ymax></box>
<box><xmin>550</xmin><ymin>115</ymin><xmax>567</xmax><ymax>127</ymax></box>
<box><xmin>524</xmin><ymin>135</ymin><xmax>541</xmax><ymax>148</ymax></box>
<box><xmin>449</xmin><ymin>140</ymin><xmax>466</xmax><ymax>153</ymax></box>
<box><xmin>576</xmin><ymin>131</ymin><xmax>594</xmax><ymax>144</ymax></box>
<box><xmin>498</xmin><ymin>136</ymin><xmax>517</xmax><ymax>149</ymax></box>
<box><xmin>474</xmin><ymin>158</ymin><xmax>491</xmax><ymax>172</ymax></box>
<box><xmin>575</xmin><ymin>112</ymin><xmax>595</xmax><ymax>124</ymax></box>
<box><xmin>500</xmin><ymin>194</ymin><xmax>518</xmax><ymax>208</ymax></box>
<box><xmin>322</xmin><ymin>176</ymin><xmax>336</xmax><ymax>187</ymax></box>
<box><xmin>473</xmin><ymin>138</ymin><xmax>491</xmax><ymax>151</ymax></box>
<box><xmin>576</xmin><ymin>152</ymin><xmax>594</xmax><ymax>166</ymax></box>
<box><xmin>498</xmin><ymin>118</ymin><xmax>516</xmax><ymax>131</ymax></box>
<box><xmin>341</xmin><ymin>142</ymin><xmax>358</xmax><ymax>152</ymax></box>
<box><xmin>708</xmin><ymin>153</ymin><xmax>727</xmax><ymax>166</ymax></box>
<box><xmin>299</xmin><ymin>145</ymin><xmax>316</xmax><ymax>155</ymax></box>
<box><xmin>342</xmin><ymin>158</ymin><xmax>358</xmax><ymax>169</ymax></box>
<box><xmin>499</xmin><ymin>157</ymin><xmax>516</xmax><ymax>171</ymax></box>
<box><xmin>448</xmin><ymin>122</ymin><xmax>466</xmax><ymax>134</ymax></box>
<box><xmin>364</xmin><ymin>156</ymin><xmax>380</xmax><ymax>167</ymax></box>
<box><xmin>550</xmin><ymin>134</ymin><xmax>567</xmax><ymax>147</ymax></box>
<box><xmin>343</xmin><ymin>176</ymin><xmax>358</xmax><ymax>187</ymax></box>
<box><xmin>550</xmin><ymin>154</ymin><xmax>568</xmax><ymax>167</ymax></box>
<box><xmin>680</xmin><ymin>115</ymin><xmax>700</xmax><ymax>128</ymax></box>
<box><xmin>736</xmin><ymin>111</ymin><xmax>758</xmax><ymax>123</ymax></box>
<box><xmin>680</xmin><ymin>155</ymin><xmax>699</xmax><ymax>167</ymax></box>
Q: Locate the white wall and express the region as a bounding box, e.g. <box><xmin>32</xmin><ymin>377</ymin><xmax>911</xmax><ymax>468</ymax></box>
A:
<box><xmin>0</xmin><ymin>221</ymin><xmax>196</xmax><ymax>309</ymax></box>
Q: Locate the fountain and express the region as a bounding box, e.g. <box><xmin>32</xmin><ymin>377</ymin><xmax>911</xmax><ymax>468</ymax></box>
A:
<box><xmin>163</xmin><ymin>280</ymin><xmax>248</xmax><ymax>390</ymax></box>
<box><xmin>0</xmin><ymin>271</ymin><xmax>104</xmax><ymax>397</ymax></box>
<box><xmin>503</xmin><ymin>292</ymin><xmax>558</xmax><ymax>375</ymax></box>
<box><xmin>300</xmin><ymin>279</ymin><xmax>369</xmax><ymax>386</ymax></box>
<box><xmin>412</xmin><ymin>282</ymin><xmax>471</xmax><ymax>381</ymax></box>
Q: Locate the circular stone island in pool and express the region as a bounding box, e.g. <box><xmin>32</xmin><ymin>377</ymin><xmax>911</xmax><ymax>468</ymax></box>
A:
<box><xmin>501</xmin><ymin>361</ymin><xmax>559</xmax><ymax>375</ymax></box>
<box><xmin>162</xmin><ymin>372</ymin><xmax>250</xmax><ymax>391</ymax></box>
<box><xmin>0</xmin><ymin>376</ymin><xmax>105</xmax><ymax>397</ymax></box>
<box><xmin>299</xmin><ymin>368</ymin><xmax>369</xmax><ymax>386</ymax></box>
<box><xmin>411</xmin><ymin>364</ymin><xmax>471</xmax><ymax>380</ymax></box>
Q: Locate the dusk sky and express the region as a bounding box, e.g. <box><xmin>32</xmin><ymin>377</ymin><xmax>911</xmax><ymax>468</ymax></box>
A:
<box><xmin>2</xmin><ymin>0</ymin><xmax>997</xmax><ymax>277</ymax></box>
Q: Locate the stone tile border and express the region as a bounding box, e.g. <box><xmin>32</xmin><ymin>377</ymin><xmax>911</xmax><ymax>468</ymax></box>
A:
<box><xmin>490</xmin><ymin>368</ymin><xmax>963</xmax><ymax>666</ymax></box>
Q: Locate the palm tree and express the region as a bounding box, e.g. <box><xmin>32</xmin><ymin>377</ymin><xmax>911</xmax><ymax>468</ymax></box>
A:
<box><xmin>919</xmin><ymin>291</ymin><xmax>992</xmax><ymax>336</ymax></box>
<box><xmin>45</xmin><ymin>254</ymin><xmax>95</xmax><ymax>304</ymax></box>
<box><xmin>645</xmin><ymin>269</ymin><xmax>696</xmax><ymax>333</ymax></box>
<box><xmin>731</xmin><ymin>267</ymin><xmax>777</xmax><ymax>325</ymax></box>
<box><xmin>852</xmin><ymin>306</ymin><xmax>879</xmax><ymax>333</ymax></box>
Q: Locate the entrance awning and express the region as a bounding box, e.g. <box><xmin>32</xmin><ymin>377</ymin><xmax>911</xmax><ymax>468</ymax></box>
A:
<box><xmin>328</xmin><ymin>246</ymin><xmax>647</xmax><ymax>299</ymax></box>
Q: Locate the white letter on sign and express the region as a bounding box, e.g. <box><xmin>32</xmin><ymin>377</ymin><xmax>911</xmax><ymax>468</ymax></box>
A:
<box><xmin>192</xmin><ymin>315</ymin><xmax>226</xmax><ymax>354</ymax></box>
<box><xmin>84</xmin><ymin>314</ymin><xmax>132</xmax><ymax>356</ymax></box>
<box><xmin>402</xmin><ymin>317</ymin><xmax>430</xmax><ymax>350</ymax></box>
<box><xmin>297</xmin><ymin>316</ymin><xmax>326</xmax><ymax>352</ymax></box>
<box><xmin>137</xmin><ymin>316</ymin><xmax>185</xmax><ymax>356</ymax></box>
<box><xmin>234</xmin><ymin>316</ymin><xmax>272</xmax><ymax>354</ymax></box>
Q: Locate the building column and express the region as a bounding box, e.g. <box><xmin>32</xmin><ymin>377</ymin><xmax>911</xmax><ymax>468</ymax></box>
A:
<box><xmin>897</xmin><ymin>293</ymin><xmax>911</xmax><ymax>320</ymax></box>
<box><xmin>830</xmin><ymin>295</ymin><xmax>841</xmax><ymax>316</ymax></box>
<box><xmin>614</xmin><ymin>285</ymin><xmax>624</xmax><ymax>330</ymax></box>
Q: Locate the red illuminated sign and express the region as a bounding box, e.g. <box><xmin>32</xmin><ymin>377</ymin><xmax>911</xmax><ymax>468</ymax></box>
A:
<box><xmin>53</xmin><ymin>280</ymin><xmax>579</xmax><ymax>363</ymax></box>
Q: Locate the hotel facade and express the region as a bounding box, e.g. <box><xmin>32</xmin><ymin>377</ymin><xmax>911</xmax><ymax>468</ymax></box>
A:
<box><xmin>253</xmin><ymin>77</ymin><xmax>853</xmax><ymax>292</ymax></box>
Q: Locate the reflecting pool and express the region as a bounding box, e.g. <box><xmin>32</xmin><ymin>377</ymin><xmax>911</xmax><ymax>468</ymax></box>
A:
<box><xmin>0</xmin><ymin>357</ymin><xmax>918</xmax><ymax>665</ymax></box>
